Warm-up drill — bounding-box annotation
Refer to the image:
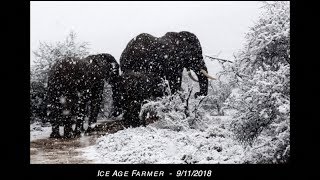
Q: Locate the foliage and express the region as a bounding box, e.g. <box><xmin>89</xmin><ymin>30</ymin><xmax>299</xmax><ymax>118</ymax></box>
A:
<box><xmin>139</xmin><ymin>67</ymin><xmax>233</xmax><ymax>132</ymax></box>
<box><xmin>222</xmin><ymin>1</ymin><xmax>290</xmax><ymax>163</ymax></box>
<box><xmin>140</xmin><ymin>85</ymin><xmax>208</xmax><ymax>132</ymax></box>
<box><xmin>228</xmin><ymin>65</ymin><xmax>290</xmax><ymax>144</ymax></box>
<box><xmin>31</xmin><ymin>31</ymin><xmax>90</xmax><ymax>85</ymax></box>
<box><xmin>30</xmin><ymin>81</ymin><xmax>48</xmax><ymax>123</ymax></box>
<box><xmin>203</xmin><ymin>81</ymin><xmax>233</xmax><ymax>116</ymax></box>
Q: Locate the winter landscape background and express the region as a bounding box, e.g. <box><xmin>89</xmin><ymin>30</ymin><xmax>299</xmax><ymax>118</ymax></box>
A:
<box><xmin>30</xmin><ymin>1</ymin><xmax>290</xmax><ymax>164</ymax></box>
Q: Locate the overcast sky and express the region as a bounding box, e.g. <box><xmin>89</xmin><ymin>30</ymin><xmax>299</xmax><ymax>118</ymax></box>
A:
<box><xmin>30</xmin><ymin>1</ymin><xmax>263</xmax><ymax>75</ymax></box>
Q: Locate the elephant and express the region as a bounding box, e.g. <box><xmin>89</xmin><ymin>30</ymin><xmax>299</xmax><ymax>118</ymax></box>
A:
<box><xmin>120</xmin><ymin>31</ymin><xmax>215</xmax><ymax>98</ymax></box>
<box><xmin>46</xmin><ymin>53</ymin><xmax>120</xmax><ymax>138</ymax></box>
<box><xmin>113</xmin><ymin>71</ymin><xmax>166</xmax><ymax>127</ymax></box>
<box><xmin>115</xmin><ymin>31</ymin><xmax>215</xmax><ymax>125</ymax></box>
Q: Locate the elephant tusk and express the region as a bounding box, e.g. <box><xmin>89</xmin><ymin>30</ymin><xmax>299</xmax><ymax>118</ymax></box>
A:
<box><xmin>200</xmin><ymin>69</ymin><xmax>216</xmax><ymax>80</ymax></box>
<box><xmin>187</xmin><ymin>71</ymin><xmax>199</xmax><ymax>82</ymax></box>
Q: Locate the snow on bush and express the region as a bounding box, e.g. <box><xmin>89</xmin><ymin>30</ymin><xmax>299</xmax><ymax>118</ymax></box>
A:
<box><xmin>82</xmin><ymin>116</ymin><xmax>245</xmax><ymax>164</ymax></box>
<box><xmin>81</xmin><ymin>83</ymin><xmax>242</xmax><ymax>164</ymax></box>
<box><xmin>140</xmin><ymin>85</ymin><xmax>213</xmax><ymax>132</ymax></box>
<box><xmin>31</xmin><ymin>31</ymin><xmax>90</xmax><ymax>85</ymax></box>
<box><xmin>229</xmin><ymin>65</ymin><xmax>290</xmax><ymax>144</ymax></box>
<box><xmin>243</xmin><ymin>118</ymin><xmax>290</xmax><ymax>164</ymax></box>
<box><xmin>204</xmin><ymin>81</ymin><xmax>233</xmax><ymax>116</ymax></box>
<box><xmin>30</xmin><ymin>122</ymin><xmax>52</xmax><ymax>141</ymax></box>
<box><xmin>30</xmin><ymin>81</ymin><xmax>48</xmax><ymax>123</ymax></box>
<box><xmin>222</xmin><ymin>2</ymin><xmax>290</xmax><ymax>163</ymax></box>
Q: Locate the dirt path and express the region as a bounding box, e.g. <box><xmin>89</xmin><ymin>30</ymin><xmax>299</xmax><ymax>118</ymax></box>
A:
<box><xmin>30</xmin><ymin>117</ymin><xmax>159</xmax><ymax>164</ymax></box>
<box><xmin>30</xmin><ymin>120</ymin><xmax>127</xmax><ymax>164</ymax></box>
<box><xmin>30</xmin><ymin>135</ymin><xmax>98</xmax><ymax>164</ymax></box>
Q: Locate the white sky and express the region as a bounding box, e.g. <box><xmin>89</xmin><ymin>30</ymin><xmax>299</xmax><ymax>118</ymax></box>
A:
<box><xmin>30</xmin><ymin>1</ymin><xmax>263</xmax><ymax>75</ymax></box>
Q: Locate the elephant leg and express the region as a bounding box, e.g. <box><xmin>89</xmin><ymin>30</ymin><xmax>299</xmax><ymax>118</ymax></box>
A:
<box><xmin>167</xmin><ymin>71</ymin><xmax>183</xmax><ymax>95</ymax></box>
<box><xmin>74</xmin><ymin>99</ymin><xmax>86</xmax><ymax>137</ymax></box>
<box><xmin>50</xmin><ymin>121</ymin><xmax>61</xmax><ymax>138</ymax></box>
<box><xmin>62</xmin><ymin>96</ymin><xmax>75</xmax><ymax>138</ymax></box>
<box><xmin>167</xmin><ymin>75</ymin><xmax>178</xmax><ymax>95</ymax></box>
<box><xmin>64</xmin><ymin>120</ymin><xmax>74</xmax><ymax>139</ymax></box>
<box><xmin>110</xmin><ymin>76</ymin><xmax>124</xmax><ymax>117</ymax></box>
<box><xmin>63</xmin><ymin>108</ymin><xmax>75</xmax><ymax>139</ymax></box>
<box><xmin>111</xmin><ymin>90</ymin><xmax>123</xmax><ymax>117</ymax></box>
<box><xmin>89</xmin><ymin>98</ymin><xmax>102</xmax><ymax>124</ymax></box>
<box><xmin>124</xmin><ymin>101</ymin><xmax>143</xmax><ymax>127</ymax></box>
<box><xmin>88</xmin><ymin>83</ymin><xmax>103</xmax><ymax>131</ymax></box>
<box><xmin>49</xmin><ymin>104</ymin><xmax>62</xmax><ymax>138</ymax></box>
<box><xmin>75</xmin><ymin>117</ymin><xmax>85</xmax><ymax>136</ymax></box>
<box><xmin>62</xmin><ymin>93</ymin><xmax>79</xmax><ymax>138</ymax></box>
<box><xmin>87</xmin><ymin>98</ymin><xmax>102</xmax><ymax>133</ymax></box>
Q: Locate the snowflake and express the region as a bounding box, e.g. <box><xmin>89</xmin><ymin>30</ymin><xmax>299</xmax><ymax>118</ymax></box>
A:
<box><xmin>62</xmin><ymin>110</ymin><xmax>70</xmax><ymax>115</ymax></box>
<box><xmin>59</xmin><ymin>96</ymin><xmax>66</xmax><ymax>104</ymax></box>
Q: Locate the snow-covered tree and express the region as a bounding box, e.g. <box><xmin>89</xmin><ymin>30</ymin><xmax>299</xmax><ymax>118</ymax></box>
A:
<box><xmin>139</xmin><ymin>66</ymin><xmax>233</xmax><ymax>131</ymax></box>
<box><xmin>30</xmin><ymin>31</ymin><xmax>90</xmax><ymax>122</ymax></box>
<box><xmin>31</xmin><ymin>31</ymin><xmax>90</xmax><ymax>85</ymax></box>
<box><xmin>222</xmin><ymin>1</ymin><xmax>290</xmax><ymax>163</ymax></box>
<box><xmin>202</xmin><ymin>81</ymin><xmax>232</xmax><ymax>116</ymax></box>
<box><xmin>140</xmin><ymin>84</ymin><xmax>208</xmax><ymax>131</ymax></box>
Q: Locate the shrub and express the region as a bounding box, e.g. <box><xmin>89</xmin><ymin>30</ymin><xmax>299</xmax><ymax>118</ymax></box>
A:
<box><xmin>222</xmin><ymin>1</ymin><xmax>290</xmax><ymax>163</ymax></box>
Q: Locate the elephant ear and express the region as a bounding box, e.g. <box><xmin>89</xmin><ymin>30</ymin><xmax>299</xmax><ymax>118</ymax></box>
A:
<box><xmin>179</xmin><ymin>31</ymin><xmax>197</xmax><ymax>42</ymax></box>
<box><xmin>84</xmin><ymin>55</ymin><xmax>104</xmax><ymax>79</ymax></box>
<box><xmin>90</xmin><ymin>54</ymin><xmax>105</xmax><ymax>67</ymax></box>
<box><xmin>165</xmin><ymin>32</ymin><xmax>181</xmax><ymax>44</ymax></box>
<box><xmin>87</xmin><ymin>54</ymin><xmax>109</xmax><ymax>70</ymax></box>
<box><xmin>178</xmin><ymin>31</ymin><xmax>202</xmax><ymax>53</ymax></box>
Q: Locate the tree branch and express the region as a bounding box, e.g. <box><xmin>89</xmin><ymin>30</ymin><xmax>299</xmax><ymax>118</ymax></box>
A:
<box><xmin>205</xmin><ymin>55</ymin><xmax>233</xmax><ymax>64</ymax></box>
<box><xmin>184</xmin><ymin>87</ymin><xmax>193</xmax><ymax>117</ymax></box>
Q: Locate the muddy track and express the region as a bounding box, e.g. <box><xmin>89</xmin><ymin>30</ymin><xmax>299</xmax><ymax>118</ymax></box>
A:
<box><xmin>30</xmin><ymin>120</ymin><xmax>128</xmax><ymax>164</ymax></box>
<box><xmin>30</xmin><ymin>118</ymin><xmax>158</xmax><ymax>164</ymax></box>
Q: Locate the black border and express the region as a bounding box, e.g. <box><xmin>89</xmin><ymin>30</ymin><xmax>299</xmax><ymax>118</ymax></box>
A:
<box><xmin>5</xmin><ymin>0</ymin><xmax>313</xmax><ymax>179</ymax></box>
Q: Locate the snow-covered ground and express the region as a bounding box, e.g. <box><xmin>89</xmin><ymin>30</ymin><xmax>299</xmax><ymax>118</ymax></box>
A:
<box><xmin>30</xmin><ymin>110</ymin><xmax>246</xmax><ymax>164</ymax></box>
<box><xmin>30</xmin><ymin>119</ymin><xmax>117</xmax><ymax>142</ymax></box>
<box><xmin>80</xmin><ymin>114</ymin><xmax>245</xmax><ymax>164</ymax></box>
<box><xmin>30</xmin><ymin>120</ymin><xmax>110</xmax><ymax>164</ymax></box>
<box><xmin>30</xmin><ymin>122</ymin><xmax>52</xmax><ymax>141</ymax></box>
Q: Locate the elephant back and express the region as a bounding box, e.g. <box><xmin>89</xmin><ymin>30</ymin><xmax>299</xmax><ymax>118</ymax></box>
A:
<box><xmin>85</xmin><ymin>53</ymin><xmax>119</xmax><ymax>84</ymax></box>
<box><xmin>120</xmin><ymin>33</ymin><xmax>169</xmax><ymax>75</ymax></box>
<box><xmin>48</xmin><ymin>57</ymin><xmax>86</xmax><ymax>91</ymax></box>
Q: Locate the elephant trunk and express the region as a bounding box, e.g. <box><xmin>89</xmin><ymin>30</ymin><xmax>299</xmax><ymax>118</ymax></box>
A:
<box><xmin>194</xmin><ymin>68</ymin><xmax>208</xmax><ymax>97</ymax></box>
<box><xmin>187</xmin><ymin>61</ymin><xmax>213</xmax><ymax>98</ymax></box>
<box><xmin>108</xmin><ymin>61</ymin><xmax>120</xmax><ymax>85</ymax></box>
